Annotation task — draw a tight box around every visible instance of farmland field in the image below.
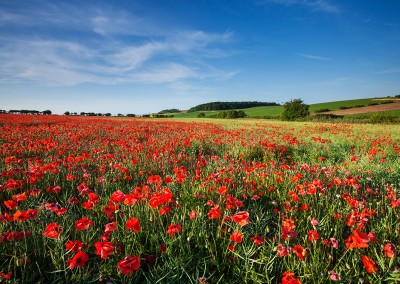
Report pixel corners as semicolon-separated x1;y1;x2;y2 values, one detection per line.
0;114;399;283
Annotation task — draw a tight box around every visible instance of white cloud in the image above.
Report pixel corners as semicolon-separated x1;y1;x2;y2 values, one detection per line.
297;53;331;61
131;63;199;84
0;3;236;87
261;0;340;13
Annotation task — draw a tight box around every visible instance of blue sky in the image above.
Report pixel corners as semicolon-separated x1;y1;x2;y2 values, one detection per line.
1;0;399;115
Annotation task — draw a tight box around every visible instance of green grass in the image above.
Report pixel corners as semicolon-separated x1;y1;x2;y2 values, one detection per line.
168;97;396;119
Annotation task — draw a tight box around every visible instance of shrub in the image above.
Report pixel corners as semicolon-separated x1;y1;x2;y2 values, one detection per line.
281;99;310;121
370;113;397;124
197;113;206;118
314;108;331;113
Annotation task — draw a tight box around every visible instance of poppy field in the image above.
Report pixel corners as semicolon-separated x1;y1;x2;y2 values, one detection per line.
0;114;399;283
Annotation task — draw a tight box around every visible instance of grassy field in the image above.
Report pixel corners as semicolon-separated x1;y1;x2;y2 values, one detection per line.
1;114;399;283
169;97;396;119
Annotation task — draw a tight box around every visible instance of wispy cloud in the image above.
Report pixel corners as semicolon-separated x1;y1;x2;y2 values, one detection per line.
376;68;400;74
296;53;331;61
0;3;236;87
261;0;340;13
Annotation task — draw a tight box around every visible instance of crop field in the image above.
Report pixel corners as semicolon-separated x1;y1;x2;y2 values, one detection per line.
0;114;399;283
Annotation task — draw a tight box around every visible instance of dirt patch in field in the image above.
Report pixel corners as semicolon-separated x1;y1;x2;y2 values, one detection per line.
323;102;400;115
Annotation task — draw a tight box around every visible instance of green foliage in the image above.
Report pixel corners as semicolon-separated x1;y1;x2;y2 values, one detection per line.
370;113;398;124
213;110;247;119
158;108;180;114
314;108;331;113
188;101;279;112
281;99;310;121
197;112;206;118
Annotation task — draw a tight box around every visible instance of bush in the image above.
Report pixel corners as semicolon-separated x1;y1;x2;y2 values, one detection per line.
314;108;331;113
197;113;206;118
370;113;397;124
213;110;247;119
281;99;310;121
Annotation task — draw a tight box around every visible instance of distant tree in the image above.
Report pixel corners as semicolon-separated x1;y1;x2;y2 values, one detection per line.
43;110;52;115
80;112;85;116
117;113;123;117
281;99;310;121
188;101;280;112
126;114;136;117
197;113;206;118
105;113;111;117
64;111;70;116
158;108;180;114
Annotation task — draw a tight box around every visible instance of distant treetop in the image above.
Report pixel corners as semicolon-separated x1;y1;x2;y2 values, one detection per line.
188;101;280;112
158;108;180;114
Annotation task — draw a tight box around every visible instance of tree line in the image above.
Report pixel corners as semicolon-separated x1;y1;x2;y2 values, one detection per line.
188;101;280;112
1;109;52;115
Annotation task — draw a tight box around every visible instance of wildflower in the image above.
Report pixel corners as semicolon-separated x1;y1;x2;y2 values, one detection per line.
383;243;396;258
94;242;114;259
277;244;290;257
230;231;243;243
126;217;141;232
250;234;264;245
208;206;222;219
118;255;140;275
328;271;341;281
292;245;308;261
189;209;197;219
232;211;250;226
65;240;84;252
167;224;182;236
68;251;89;269
361;255;378;274
43;223;62;239
0;271;12;280
75;217;93;231
281;271;301;284
307;229;320;243
345;229;369;249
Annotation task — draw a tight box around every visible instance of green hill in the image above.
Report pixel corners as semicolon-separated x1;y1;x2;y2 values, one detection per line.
169;97;396;119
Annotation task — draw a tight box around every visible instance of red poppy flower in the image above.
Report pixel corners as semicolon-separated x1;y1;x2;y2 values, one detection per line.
189;209;197;219
75;217;93;231
0;271;12;280
292;245;308;261
345;229;369;249
250;234;264;245
277;244;290;257
118;255;140;275
230;231;243;243
159;205;171;216
104;222;117;233
68;251;89;269
94;242;114;259
383;243;396;258
232;211;250;226
307;229;320;243
4;200;18;210
43;223;62;239
208;207;222;220
65;240;84;252
167;224;182;236
281;271;301;284
126;217;141;232
361;255;378;274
